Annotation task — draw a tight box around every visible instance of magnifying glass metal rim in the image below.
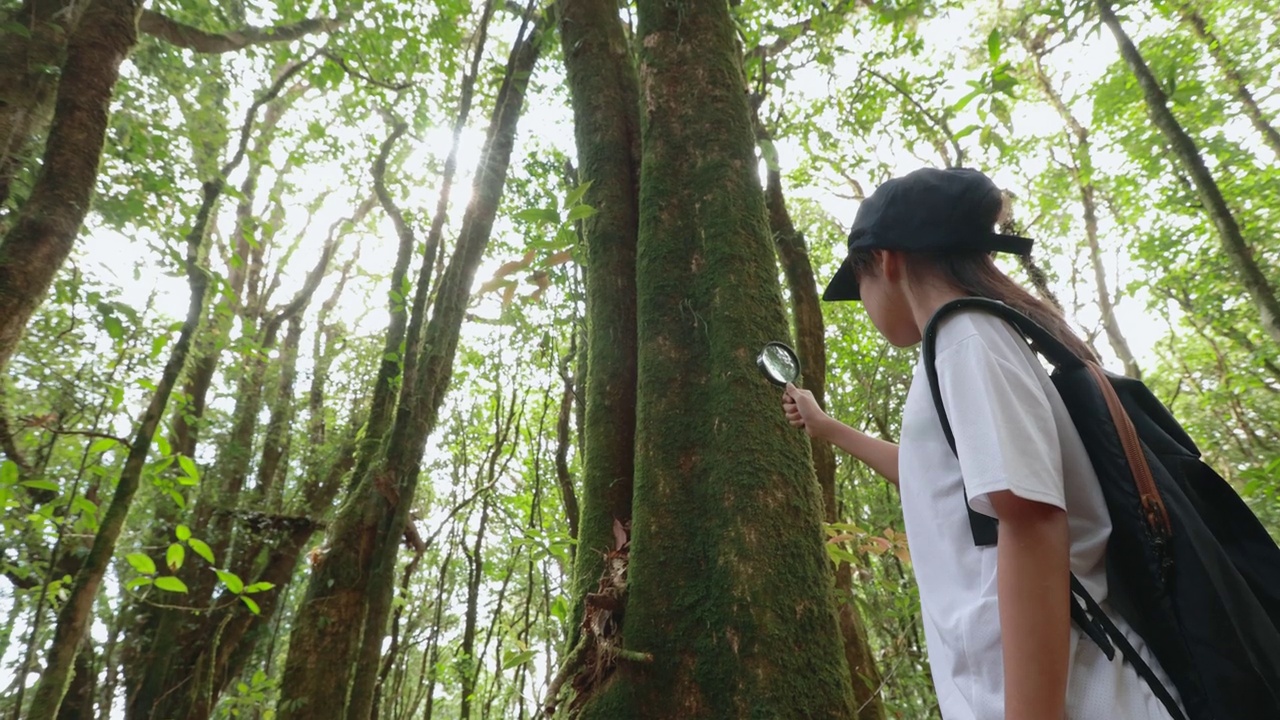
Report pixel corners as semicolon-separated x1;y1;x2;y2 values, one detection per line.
757;341;801;387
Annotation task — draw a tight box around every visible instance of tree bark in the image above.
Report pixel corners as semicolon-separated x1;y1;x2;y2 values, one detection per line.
0;0;141;381
276;16;546;720
556;0;642;649
765;168;886;719
1023;42;1141;378
1174;1;1280;160
459;500;491;720
572;0;857;715
1098;0;1280;344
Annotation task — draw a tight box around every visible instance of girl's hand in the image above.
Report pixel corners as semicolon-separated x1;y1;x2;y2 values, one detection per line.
782;383;831;440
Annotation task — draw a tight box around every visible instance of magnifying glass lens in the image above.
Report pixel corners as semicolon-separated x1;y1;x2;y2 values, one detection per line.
757;342;801;386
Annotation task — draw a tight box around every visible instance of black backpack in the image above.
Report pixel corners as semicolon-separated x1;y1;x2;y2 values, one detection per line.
922;297;1280;720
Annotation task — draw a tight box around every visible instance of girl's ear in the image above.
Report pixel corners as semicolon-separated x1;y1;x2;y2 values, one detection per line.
879;249;905;284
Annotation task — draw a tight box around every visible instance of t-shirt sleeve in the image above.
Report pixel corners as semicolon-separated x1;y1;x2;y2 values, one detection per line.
935;332;1066;518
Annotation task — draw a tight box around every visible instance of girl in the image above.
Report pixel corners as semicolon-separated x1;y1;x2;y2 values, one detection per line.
783;167;1181;719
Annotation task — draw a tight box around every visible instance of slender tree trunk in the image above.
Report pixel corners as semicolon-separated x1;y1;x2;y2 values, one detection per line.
1097;0;1280;344
556;0;642;646
765;168;886;719
276;17;546;719
1023;43;1141;378
573;0;857;715
459;500;490;720
1174;1;1280;160
554;338;581;544
0;0;141;380
25;168;212;720
421;547;455;720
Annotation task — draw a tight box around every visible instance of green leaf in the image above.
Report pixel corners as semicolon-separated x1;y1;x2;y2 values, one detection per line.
89;437;118;454
155;435;172;457
188;538;215;564
166;543;185;572
565;204;597;222
243;581;275;594
126;576;153;591
987;28;1001;63
151;335;169;358
240;595;261;614
103;315;125;340
514;207;560;225
2;20;32;38
20;479;59;492
0;460;17;485
175;524;191;541
550;595;569;625
167;489;186;509
564;180;592;208
177;455;200;482
154;576;189;593
502;649;537;670
126;553;157;575
216;569;245;594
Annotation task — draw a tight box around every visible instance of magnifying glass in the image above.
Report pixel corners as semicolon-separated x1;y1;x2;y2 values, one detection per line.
756;341;801;387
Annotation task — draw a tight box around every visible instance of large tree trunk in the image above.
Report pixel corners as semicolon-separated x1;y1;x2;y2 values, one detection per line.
765;168;886;719
276;16;546;719
556;0;642;642
572;0;857;715
1023;40;1141;378
0;0;141;380
1097;0;1280;344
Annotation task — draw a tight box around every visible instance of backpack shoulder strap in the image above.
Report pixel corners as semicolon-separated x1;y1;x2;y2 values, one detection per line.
920;298;1085;547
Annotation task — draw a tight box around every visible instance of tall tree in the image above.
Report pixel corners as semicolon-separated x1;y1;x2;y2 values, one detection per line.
276;12;548;718
766;166;887;718
555;0;642;643
1097;0;1280;344
570;0;857;715
1170;0;1280;160
1020;27;1142;378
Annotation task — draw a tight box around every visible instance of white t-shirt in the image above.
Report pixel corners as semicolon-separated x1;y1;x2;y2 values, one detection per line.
898;309;1181;719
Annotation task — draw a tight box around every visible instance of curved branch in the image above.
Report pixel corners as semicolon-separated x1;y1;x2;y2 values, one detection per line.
864;67;964;168
139;10;344;54
322;52;415;91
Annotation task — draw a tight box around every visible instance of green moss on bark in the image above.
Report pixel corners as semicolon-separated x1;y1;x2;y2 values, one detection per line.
557;0;643;638
573;0;856;717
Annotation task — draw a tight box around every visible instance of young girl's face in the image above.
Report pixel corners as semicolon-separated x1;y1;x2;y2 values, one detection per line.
858;251;922;348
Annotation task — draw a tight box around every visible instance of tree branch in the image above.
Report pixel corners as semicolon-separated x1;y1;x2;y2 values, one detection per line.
139;10;345;54
322;52;415;91
864;67;964;168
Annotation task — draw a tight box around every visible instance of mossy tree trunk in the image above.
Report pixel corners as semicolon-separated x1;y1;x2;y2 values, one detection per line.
0;0;141;382
275;16;546;720
556;0;642;638
766;168;886;720
572;0;857;716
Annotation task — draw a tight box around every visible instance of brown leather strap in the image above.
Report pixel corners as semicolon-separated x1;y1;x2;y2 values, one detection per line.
1086;363;1173;541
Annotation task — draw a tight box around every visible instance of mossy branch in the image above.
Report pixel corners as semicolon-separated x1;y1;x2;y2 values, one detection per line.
139;11;345;54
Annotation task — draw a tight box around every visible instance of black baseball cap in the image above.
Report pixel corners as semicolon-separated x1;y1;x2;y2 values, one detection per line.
822;167;1033;301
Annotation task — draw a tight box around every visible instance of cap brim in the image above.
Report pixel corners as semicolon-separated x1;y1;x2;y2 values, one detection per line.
985;233;1033;254
822;258;860;301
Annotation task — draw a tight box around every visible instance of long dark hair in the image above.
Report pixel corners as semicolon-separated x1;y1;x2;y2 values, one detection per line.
849;248;1098;363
